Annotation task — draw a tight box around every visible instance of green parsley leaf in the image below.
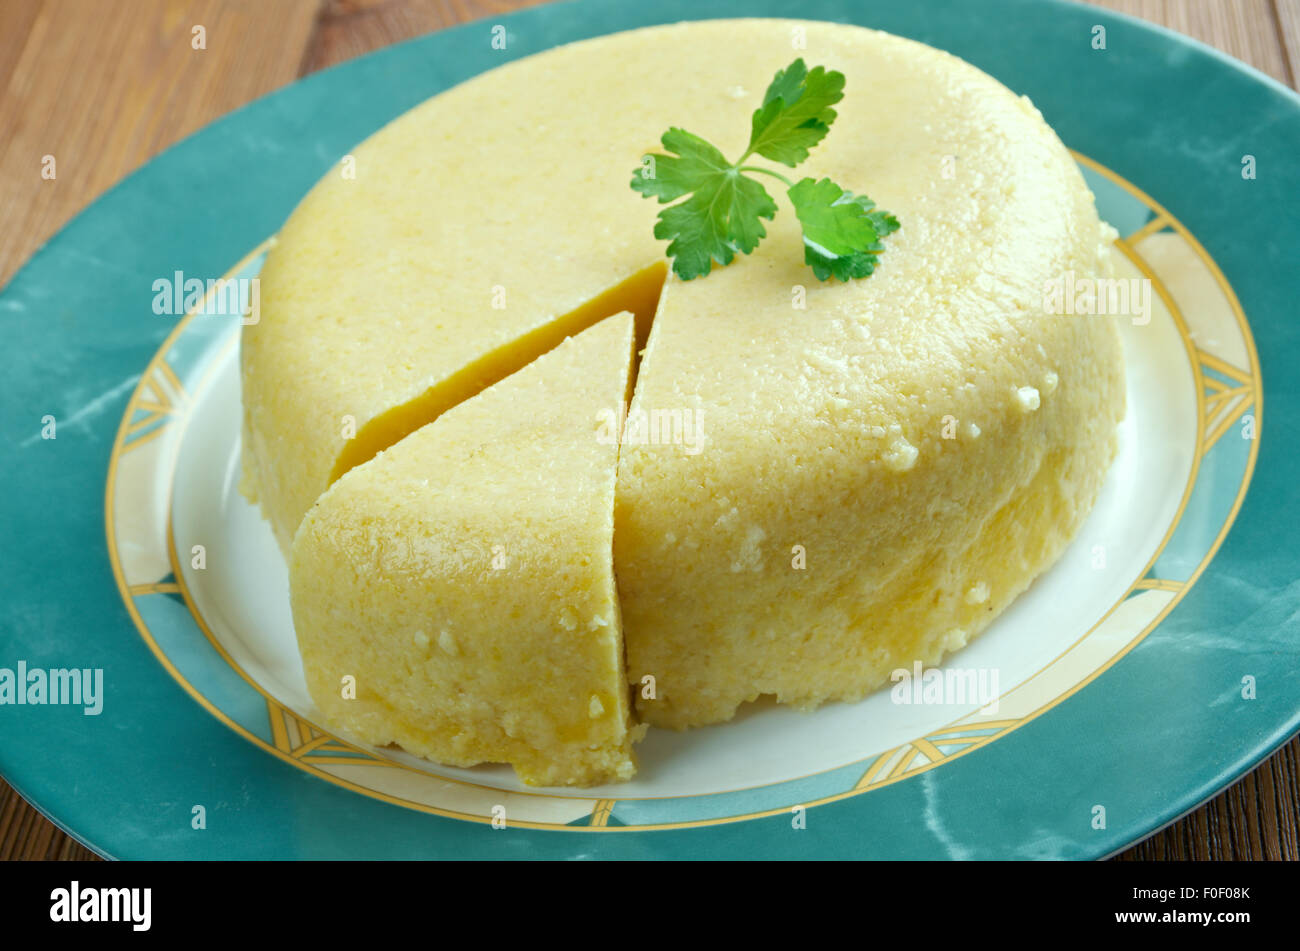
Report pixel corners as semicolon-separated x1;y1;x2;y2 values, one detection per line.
745;59;845;167
630;59;896;282
652;169;778;280
632;128;778;279
630;128;732;203
788;177;900;282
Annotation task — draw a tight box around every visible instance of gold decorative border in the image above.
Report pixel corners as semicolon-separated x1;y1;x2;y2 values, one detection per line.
104;154;1262;831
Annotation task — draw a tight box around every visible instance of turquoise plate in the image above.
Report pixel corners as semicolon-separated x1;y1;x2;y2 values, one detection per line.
2;0;1298;859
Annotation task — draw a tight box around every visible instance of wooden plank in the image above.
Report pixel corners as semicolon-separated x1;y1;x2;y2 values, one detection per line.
1276;0;1300;85
0;0;321;287
0;0;42;95
304;0;550;73
1086;0;1293;86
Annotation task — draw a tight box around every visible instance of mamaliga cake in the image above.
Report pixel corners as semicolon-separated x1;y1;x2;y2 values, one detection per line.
241;19;1125;785
290;315;641;786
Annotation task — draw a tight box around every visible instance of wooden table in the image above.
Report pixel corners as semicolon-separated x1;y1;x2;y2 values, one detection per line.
1;0;1297;861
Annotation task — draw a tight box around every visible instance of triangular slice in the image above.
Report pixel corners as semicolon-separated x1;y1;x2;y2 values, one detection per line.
289;313;640;786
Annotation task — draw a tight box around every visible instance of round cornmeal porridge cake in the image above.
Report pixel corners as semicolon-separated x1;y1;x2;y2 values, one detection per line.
241;19;1126;785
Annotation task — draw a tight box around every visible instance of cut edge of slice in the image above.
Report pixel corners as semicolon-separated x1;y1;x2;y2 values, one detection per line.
327;260;667;485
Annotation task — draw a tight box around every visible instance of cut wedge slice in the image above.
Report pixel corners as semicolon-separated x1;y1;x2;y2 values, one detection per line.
327;262;664;485
289;313;640;787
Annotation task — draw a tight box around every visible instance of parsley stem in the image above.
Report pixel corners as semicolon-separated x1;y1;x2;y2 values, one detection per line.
737;165;795;188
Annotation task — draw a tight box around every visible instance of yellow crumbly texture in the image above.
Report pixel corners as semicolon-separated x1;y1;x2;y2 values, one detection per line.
239;32;671;551
613;24;1125;728
289;315;641;786
253;19;1126;763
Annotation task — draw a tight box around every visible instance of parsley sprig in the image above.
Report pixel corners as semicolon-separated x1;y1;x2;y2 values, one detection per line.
631;59;899;281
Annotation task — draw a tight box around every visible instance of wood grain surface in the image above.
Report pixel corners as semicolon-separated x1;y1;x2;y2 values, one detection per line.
0;0;1296;862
